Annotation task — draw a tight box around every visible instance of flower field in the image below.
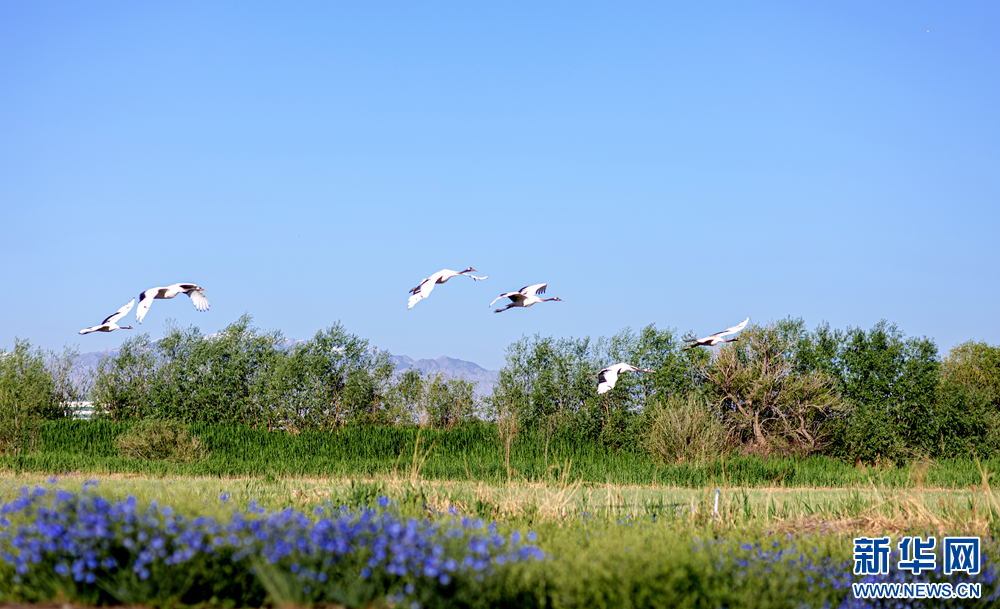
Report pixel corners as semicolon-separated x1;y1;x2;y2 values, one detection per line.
1;475;999;608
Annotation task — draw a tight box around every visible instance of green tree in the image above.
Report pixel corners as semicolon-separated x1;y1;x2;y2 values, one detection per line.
702;321;845;456
382;369;424;425
491;324;700;451
0;340;55;455
151;315;283;425
421;374;478;429
91;333;157;420
266;322;395;428
941;341;1000;402
933;341;1000;458
798;320;940;462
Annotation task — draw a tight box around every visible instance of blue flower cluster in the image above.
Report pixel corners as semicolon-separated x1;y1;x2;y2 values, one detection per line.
697;536;854;597
0;481;545;604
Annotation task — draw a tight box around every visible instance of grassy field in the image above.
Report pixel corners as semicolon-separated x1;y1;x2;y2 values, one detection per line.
3;420;1000;606
2;471;999;532
1;470;999;608
6;419;1000;489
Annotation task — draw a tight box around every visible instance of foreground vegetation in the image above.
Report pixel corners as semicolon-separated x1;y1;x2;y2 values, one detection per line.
1;473;999;608
3;315;1000;605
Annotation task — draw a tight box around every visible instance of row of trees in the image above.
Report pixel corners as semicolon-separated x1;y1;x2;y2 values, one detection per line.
91;315;476;430
2;314;998;464
493;319;1000;463
0;341;83;455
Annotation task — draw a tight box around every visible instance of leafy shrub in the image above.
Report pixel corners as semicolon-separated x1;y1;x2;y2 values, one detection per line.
703;322;845;456
933;378;1000;459
91;315;396;429
0;340;58;455
421;374;478;429
91;333;157;421
797;320;940;462
491;324;706;451
934;341;1000;458
645;393;726;464
115;419;208;463
941;340;1000;401
262;321;395;428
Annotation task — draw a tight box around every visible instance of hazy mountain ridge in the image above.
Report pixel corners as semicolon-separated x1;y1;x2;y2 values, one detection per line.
390;355;498;396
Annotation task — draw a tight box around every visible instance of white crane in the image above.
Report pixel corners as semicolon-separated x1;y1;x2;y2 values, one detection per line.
79;298;136;334
136;283;210;324
588;362;655;394
489;283;563;313
682;317;750;350
407;268;487;309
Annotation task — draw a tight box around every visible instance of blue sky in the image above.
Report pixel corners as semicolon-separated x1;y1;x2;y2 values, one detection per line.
2;2;997;370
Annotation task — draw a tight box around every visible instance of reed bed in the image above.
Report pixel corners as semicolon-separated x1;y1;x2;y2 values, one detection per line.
5;419;1000;489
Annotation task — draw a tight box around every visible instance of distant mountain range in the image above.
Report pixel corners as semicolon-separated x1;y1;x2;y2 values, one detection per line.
71;345;499;396
390;355;498;395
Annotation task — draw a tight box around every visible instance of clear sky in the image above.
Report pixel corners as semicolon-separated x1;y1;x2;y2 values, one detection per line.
2;2;997;370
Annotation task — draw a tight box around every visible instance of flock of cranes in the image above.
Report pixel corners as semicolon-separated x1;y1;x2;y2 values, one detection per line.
79;283;209;334
79;270;748;395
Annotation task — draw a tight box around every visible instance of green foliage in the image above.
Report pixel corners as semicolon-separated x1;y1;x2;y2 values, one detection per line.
932;341;1000;458
9;419;1000;489
933;380;1000;458
491;324;702;452
90;315;397;429
0;340;81;454
153;315;283;425
264;322;395;429
703;322;845;456
941;340;1000;398
421;374;478;429
114;419;208;463
0;340;48;455
91;333;157;420
384;369;425;425
798;320;940;463
645;393;726;465
41;345;85;418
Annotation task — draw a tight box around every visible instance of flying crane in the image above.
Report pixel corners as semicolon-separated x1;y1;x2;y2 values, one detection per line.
136;283;210;324
79;298;135;334
407;268;487;309
489;283;563;313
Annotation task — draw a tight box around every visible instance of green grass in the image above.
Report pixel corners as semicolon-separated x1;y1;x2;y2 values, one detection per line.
4;419;1000;489
2;473;998;608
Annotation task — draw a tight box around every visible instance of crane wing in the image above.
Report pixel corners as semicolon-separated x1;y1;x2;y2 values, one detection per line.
186;289;210;312
709;317;750;339
522;284;547;297
489;292;520;307
409;277;430;294
103;298;135;325
408;280;436;309
596;366;619;394
135;288;160;324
